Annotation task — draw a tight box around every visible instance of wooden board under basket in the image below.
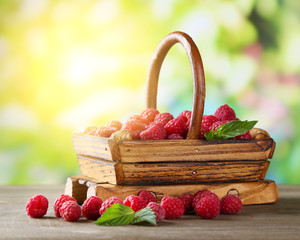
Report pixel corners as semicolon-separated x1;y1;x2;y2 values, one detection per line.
65;176;279;205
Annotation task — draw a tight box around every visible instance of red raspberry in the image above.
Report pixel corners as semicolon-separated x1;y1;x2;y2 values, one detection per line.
161;196;185;219
210;120;231;131
200;115;219;139
59;200;81;222
140;122;167;140
154;112;174;126
96;126;117;138
87;129;97;135
234;131;252;140
214;104;236;121
82;196;103;220
106;120;122;130
167;134;183;140
178;193;194;213
122;118;147;139
123;195;147;212
178;110;192;127
26;194;48;218
53;194;76;217
220;194;243;214
192;190;215;209
194;194;220;219
147;202;166;222
99;197;123;215
138;190;157;204
141;108;160;122
164;118;188;138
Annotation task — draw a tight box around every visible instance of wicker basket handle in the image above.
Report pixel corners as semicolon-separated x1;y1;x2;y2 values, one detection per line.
146;31;206;139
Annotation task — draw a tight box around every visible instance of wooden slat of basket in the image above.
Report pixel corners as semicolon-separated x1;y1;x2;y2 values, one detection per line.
72;134;275;163
69;178;278;205
76;154;270;185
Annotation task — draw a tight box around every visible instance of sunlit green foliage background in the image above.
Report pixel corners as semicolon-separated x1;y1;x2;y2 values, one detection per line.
1;0;300;184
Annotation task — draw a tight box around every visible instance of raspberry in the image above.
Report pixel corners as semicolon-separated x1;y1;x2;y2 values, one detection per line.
99;197;123;215
106;120;122;130
192;190;215;209
164;118;188;138
154;112;174;126
220;194;243;214
26;194;48;218
59;200;81;222
129;115;149;125
210;120;231;131
82;196;103;220
147;202;165;222
234;131;252;140
123;195;147;212
87;129;97;135
161;196;185;219
96;126;117;138
167;134;183;140
178;110;192;127
214;104;236;121
200;115;219;139
194;194;220;219
140;122;167;140
83;126;97;134
138;190;157;204
178;193;194;213
53;194;76;217
141;108;160;122
122;118;147;139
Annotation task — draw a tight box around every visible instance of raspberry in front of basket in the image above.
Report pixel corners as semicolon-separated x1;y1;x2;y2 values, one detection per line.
194;194;220;219
106;120;122;130
141;108;160;122
140;122;167;140
26;194;48;218
214;104;236;121
53;194;76;217
167;134;183;140
99;196;123;215
220;194;242;214
147;202;166;222
178;110;192;127
138;190;157;204
200;115;219;139
96;126;117;138
59;200;81;222
122;118;147;139
178;193;194;213
161;196;185;219
123;195;147;212
164;118;188;138
154;112;174;126
192;190;216;209
82;196;103;220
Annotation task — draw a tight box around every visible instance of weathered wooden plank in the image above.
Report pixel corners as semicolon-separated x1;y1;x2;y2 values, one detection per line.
72;133;275;163
76;155;117;184
64;176;88;204
76;154;269;185
84;180;279;205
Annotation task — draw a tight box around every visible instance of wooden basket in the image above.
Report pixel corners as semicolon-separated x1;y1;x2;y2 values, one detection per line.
69;31;278;205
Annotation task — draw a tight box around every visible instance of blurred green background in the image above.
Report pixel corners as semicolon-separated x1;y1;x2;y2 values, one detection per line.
0;0;299;185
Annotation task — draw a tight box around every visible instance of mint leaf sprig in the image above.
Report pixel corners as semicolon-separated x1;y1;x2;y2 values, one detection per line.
204;120;257;141
94;203;156;226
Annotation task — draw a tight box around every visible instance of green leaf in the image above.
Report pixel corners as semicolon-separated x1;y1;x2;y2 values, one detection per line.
132;207;157;225
204;120;258;140
94;203;135;226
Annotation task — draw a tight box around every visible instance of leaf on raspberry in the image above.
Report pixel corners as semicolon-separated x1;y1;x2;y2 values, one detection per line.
205;120;258;140
94;203;135;226
132;207;157;225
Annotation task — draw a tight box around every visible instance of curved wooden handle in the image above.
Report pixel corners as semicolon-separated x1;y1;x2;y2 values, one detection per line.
146;31;206;139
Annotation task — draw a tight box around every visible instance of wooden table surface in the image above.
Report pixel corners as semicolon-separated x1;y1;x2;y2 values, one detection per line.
0;185;299;240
